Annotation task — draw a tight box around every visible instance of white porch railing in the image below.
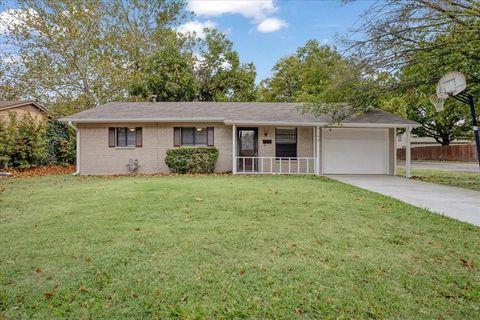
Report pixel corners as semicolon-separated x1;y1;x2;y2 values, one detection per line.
235;157;316;175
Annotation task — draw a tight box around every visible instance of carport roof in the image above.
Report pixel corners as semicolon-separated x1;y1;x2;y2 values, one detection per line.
59;102;419;127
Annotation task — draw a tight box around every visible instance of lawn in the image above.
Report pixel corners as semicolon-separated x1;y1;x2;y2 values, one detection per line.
397;167;480;191
0;175;479;319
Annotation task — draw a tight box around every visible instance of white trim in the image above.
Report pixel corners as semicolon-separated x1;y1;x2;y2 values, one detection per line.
405;126;412;178
315;126;320;175
232;124;237;174
235;157;316;175
224;120;420;128
67;121;80;175
61;118;225;123
393;128;397;176
63;118;420;128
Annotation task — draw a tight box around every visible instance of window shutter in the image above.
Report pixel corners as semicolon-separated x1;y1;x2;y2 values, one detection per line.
207;127;214;146
136;127;142;147
173;127;181;147
108;128;115;147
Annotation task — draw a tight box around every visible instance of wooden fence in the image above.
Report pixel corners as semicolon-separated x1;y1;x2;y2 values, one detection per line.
397;144;478;162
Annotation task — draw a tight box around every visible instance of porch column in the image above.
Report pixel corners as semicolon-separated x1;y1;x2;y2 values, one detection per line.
405;126;412;178
315;126;320;175
232;124;237;174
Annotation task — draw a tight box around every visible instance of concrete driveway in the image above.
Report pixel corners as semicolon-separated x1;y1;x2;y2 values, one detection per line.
328;175;480;227
397;160;479;173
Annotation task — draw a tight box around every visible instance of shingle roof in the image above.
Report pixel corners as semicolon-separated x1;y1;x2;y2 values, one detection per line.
0;100;47;113
59;102;419;127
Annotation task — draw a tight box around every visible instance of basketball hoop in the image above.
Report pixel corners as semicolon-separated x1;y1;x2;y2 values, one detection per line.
429;93;448;112
431;71;467;112
433;71;480;170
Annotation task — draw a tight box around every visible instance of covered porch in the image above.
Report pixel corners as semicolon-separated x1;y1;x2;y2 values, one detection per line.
230;124;414;176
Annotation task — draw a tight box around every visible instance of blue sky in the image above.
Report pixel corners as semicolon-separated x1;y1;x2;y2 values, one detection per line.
0;0;375;82
184;0;375;82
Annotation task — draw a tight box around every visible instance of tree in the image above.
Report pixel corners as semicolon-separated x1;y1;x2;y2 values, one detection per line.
0;0;189;115
343;0;480;76
129;36;197;102
258;40;362;120
331;0;480;143
196;30;257;102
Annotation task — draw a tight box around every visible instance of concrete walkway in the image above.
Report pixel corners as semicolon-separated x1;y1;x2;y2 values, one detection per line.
397;160;479;173
328;175;480;227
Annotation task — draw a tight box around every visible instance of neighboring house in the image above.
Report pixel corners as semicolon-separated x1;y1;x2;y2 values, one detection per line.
0;100;48;124
396;132;470;148
59;102;419;176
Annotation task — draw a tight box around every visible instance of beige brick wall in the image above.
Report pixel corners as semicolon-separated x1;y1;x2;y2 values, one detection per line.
0;104;47;124
78;123;317;175
78;122;232;175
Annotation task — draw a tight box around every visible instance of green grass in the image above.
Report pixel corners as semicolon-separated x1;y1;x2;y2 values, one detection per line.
397;167;480;191
0;175;479;319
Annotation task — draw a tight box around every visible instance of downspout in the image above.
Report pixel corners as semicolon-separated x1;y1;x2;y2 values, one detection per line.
67;121;80;176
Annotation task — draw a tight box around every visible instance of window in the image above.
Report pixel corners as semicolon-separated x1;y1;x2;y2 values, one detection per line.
174;127;214;147
275;128;297;158
108;127;142;147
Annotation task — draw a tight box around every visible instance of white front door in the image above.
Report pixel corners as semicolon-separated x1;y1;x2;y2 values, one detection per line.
322;128;389;174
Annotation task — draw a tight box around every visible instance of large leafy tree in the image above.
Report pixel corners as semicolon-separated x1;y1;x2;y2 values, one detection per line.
336;0;480;143
129;35;197;102
258;40;362;120
0;0;189;116
196;30;256;102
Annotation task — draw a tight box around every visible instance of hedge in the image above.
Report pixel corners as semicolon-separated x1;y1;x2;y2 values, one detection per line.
0;115;76;169
165;147;219;174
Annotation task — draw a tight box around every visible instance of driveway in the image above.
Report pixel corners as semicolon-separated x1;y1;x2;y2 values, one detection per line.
397;160;479;172
328;175;480;227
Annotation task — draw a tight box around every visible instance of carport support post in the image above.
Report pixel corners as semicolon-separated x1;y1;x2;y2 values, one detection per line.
405;126;412;178
315;126;320;175
232;124;237;174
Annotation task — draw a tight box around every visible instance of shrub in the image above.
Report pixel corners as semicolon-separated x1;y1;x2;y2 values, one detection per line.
0;113;46;169
165;147;219;174
44;120;76;166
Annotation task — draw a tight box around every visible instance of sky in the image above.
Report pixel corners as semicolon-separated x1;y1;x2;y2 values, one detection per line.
182;0;375;82
0;0;375;83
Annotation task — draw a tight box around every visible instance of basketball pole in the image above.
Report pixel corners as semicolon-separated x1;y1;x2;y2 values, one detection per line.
452;92;480;170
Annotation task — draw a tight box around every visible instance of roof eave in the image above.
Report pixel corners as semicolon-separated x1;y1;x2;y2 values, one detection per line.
58;117;226;123
224;120;421;128
0;101;49;114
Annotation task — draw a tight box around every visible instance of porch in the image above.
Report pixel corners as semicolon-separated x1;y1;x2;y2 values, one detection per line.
230;125;414;176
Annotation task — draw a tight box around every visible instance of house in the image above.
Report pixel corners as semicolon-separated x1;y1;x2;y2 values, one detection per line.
0;100;48;124
59;102;419;176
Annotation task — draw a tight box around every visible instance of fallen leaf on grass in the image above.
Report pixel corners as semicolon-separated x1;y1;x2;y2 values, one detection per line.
460;258;474;270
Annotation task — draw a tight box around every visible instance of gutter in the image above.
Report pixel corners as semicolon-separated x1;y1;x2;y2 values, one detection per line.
223;120;421;128
58;117;225;123
67;121;80;176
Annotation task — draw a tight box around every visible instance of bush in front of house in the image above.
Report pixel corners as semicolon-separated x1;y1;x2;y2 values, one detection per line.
0;114;46;169
44;120;76;166
0;115;76;170
165;147;219;174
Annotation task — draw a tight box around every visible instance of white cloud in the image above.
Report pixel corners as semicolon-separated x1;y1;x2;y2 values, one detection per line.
188;0;286;33
188;0;277;21
257;17;287;33
0;8;36;34
177;20;216;38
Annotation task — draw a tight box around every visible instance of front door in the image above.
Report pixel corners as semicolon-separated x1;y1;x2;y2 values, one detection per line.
237;128;258;172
